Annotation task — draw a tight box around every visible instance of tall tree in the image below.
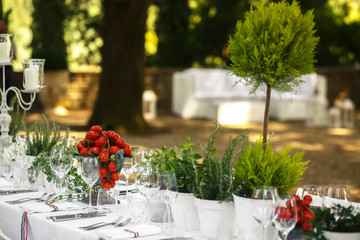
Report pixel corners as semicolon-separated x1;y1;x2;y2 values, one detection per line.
89;0;150;133
31;0;67;70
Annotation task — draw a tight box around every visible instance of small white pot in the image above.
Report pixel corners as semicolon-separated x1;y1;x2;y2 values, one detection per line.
171;192;200;231
324;231;360;240
194;197;235;240
233;194;278;240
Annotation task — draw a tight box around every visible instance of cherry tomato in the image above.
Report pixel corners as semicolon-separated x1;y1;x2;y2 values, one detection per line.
90;125;102;133
101;148;108;154
86;131;99;140
79;148;89;156
100;177;107;188
83;138;94;147
108;161;116;172
95;136;107;148
124;144;132;157
296;215;302;225
106;131;116;140
76;142;85;152
302;221;312;231
111;171;119;181
115;138;126;148
292;195;301;204
301;199;311;208
302;208;314;221
109;145;121;155
109;178;115;188
103;182;111;191
99;152;108;163
99;167;108;178
303;195;313;203
89;146;101;155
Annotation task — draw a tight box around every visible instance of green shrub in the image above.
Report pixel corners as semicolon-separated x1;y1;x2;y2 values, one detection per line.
234;137;309;196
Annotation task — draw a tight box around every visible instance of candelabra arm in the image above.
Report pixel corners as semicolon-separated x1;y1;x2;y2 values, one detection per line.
5;86;36;111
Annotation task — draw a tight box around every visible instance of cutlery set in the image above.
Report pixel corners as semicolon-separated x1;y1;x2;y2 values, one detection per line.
0;189;36;196
5;193;56;204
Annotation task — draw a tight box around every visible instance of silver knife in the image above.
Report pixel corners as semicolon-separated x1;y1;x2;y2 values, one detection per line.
47;211;107;222
0;189;36;195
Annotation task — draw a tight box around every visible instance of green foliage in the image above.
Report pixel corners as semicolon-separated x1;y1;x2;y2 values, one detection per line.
23;115;62;156
313;204;360;233
31;0;67;70
9;96;26;136
234;137;309;196
228;0;319;94
148;137;202;193
192;121;248;201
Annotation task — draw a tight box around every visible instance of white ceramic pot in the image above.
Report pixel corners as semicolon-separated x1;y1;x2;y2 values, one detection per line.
324;231;360;240
171;192;200;231
233;194;278;240
194;197;235;240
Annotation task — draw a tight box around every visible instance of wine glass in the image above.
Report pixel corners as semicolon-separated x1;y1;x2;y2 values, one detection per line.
1;161;14;182
250;186;279;240
323;185;352;209
49;147;73;194
158;171;178;236
120;157;135;197
133;149;152;171
135;163;160;222
302;185;322;207
59;135;77;147
80;156;100;211
273;195;297;240
13;135;29;188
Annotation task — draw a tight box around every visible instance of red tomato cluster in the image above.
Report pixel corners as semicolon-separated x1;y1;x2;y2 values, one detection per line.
76;125;132;190
293;195;315;231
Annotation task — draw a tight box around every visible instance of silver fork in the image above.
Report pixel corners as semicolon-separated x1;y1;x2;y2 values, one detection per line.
6;192;48;204
79;216;123;230
83;217;131;231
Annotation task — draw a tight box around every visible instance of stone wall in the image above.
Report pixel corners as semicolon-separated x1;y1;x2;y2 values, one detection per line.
13;67;360;114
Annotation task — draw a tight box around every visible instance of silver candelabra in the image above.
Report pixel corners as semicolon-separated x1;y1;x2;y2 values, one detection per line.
0;33;45;163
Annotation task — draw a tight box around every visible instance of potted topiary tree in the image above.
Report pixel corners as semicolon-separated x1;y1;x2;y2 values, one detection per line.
227;0;318;238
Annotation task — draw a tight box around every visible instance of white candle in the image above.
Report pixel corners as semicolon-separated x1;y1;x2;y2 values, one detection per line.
24;66;39;90
0;42;10;61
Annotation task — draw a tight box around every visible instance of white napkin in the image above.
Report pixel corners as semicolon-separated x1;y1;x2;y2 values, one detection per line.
19;201;80;213
0;178;13;188
97;224;162;239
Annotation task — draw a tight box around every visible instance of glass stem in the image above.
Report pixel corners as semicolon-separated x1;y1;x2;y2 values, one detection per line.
263;225;267;240
88;185;92;209
282;232;288;240
146;198;150;222
125;177;129;197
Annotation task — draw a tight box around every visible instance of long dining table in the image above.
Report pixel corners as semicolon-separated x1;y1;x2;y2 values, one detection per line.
0;183;206;240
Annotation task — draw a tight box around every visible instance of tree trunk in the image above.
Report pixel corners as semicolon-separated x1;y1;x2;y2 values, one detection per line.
89;0;150;133
263;83;271;150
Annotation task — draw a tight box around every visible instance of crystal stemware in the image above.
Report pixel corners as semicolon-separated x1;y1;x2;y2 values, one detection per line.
273;195;297;240
80;156;100;211
135;164;159;222
251;186;279;240
133;149;152;171
158;171;178;236
49;147;73;194
323;185;352;208
302;185;322;207
13;135;29;188
121;157;135;197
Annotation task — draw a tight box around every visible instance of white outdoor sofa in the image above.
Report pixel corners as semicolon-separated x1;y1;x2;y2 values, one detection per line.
172;68;327;124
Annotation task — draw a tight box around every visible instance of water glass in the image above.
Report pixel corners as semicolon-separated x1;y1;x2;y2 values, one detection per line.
1;161;14;181
80;156;100;210
128;193;147;224
251;186;279;240
97;188;117;212
133;149;152;170
50;147;73;193
121;157;135;196
273;196;297;240
302;185;322;207
323;185;352;208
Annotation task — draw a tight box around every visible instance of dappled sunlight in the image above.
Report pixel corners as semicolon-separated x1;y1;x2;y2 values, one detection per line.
328;128;355;136
285;141;324;151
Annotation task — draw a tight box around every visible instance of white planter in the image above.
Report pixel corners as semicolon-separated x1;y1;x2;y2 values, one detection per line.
233;194;278;240
324;231;360;240
171;192;200;231
194;197;235;240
